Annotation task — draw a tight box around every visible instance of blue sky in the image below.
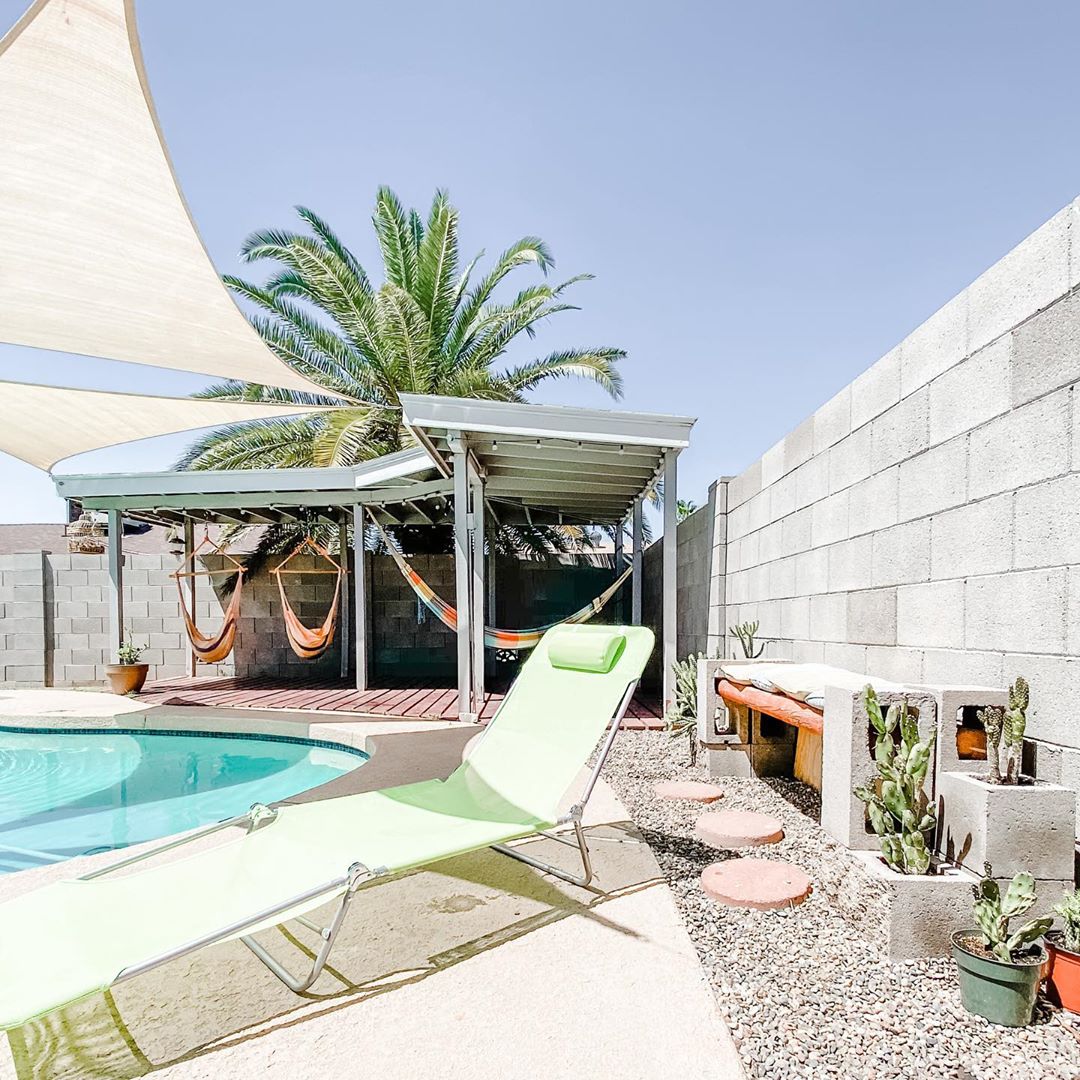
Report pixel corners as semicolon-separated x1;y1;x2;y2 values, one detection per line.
2;0;1079;521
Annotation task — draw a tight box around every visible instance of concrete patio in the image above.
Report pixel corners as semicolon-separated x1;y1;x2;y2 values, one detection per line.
0;693;742;1080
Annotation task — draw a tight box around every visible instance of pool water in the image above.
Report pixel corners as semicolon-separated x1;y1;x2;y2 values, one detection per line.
0;727;367;874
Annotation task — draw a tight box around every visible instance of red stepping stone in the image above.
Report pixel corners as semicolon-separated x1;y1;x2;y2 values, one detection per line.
700;858;811;910
694;810;784;849
652;780;725;804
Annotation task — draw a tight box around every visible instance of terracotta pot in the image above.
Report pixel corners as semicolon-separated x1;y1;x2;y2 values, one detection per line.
1046;932;1080;1015
104;663;149;695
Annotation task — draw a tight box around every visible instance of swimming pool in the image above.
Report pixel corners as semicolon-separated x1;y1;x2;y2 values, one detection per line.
0;726;367;874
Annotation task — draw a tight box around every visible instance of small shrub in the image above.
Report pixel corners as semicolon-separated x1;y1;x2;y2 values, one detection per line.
117;639;146;665
665;653;704;765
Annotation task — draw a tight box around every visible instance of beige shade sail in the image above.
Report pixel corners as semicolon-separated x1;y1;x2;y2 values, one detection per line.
0;380;332;471
0;0;330;396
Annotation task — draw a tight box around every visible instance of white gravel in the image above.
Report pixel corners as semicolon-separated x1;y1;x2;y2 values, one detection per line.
604;732;1080;1080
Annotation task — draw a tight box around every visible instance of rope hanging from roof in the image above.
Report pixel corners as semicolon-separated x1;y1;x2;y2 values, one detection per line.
171;535;245;664
370;516;633;651
271;538;345;660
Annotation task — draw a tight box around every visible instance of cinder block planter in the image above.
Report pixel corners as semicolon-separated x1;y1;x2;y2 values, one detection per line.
821;685;938;851
914;684;1006;775
936;770;1076;882
851;851;979;960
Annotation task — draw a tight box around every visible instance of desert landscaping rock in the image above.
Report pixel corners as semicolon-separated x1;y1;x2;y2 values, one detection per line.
605;732;1080;1080
701;857;810;909
695;809;784;849
652;779;725;803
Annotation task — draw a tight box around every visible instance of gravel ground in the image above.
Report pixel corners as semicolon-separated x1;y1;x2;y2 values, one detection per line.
604;732;1080;1080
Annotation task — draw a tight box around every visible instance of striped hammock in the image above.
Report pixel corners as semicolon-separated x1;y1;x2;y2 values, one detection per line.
372;519;634;650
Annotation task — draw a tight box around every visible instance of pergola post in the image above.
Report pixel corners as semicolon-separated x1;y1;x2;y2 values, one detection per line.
469;463;485;715
452;441;475;721
107;508;124;664
631;497;643;625
183;518;196;677
352;506;368;691
662;450;678;711
614;519;624;577
338;513;350;681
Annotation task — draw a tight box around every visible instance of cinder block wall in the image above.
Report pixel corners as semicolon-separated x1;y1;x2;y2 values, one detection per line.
708;196;1080;799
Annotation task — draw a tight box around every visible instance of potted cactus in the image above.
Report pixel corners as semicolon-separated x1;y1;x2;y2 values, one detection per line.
952;866;1052;1026
1046;888;1080;1014
104;639;149;695
979;676;1029;785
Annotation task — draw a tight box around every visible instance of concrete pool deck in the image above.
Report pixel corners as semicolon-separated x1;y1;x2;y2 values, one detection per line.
0;690;743;1080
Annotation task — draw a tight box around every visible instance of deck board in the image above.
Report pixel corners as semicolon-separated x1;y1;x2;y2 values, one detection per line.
137;674;663;726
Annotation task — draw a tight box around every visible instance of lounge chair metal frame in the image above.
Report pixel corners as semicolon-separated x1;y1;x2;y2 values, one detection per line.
79;680;638;996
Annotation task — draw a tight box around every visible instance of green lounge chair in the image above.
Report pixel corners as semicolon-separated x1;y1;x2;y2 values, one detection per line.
0;624;653;1030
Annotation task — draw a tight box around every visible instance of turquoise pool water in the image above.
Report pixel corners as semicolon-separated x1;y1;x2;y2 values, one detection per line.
0;727;367;874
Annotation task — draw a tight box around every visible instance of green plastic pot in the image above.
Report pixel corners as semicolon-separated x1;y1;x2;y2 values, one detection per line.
952;931;1046;1027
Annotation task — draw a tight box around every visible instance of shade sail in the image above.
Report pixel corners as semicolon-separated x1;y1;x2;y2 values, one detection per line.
0;381;332;471
0;0;328;395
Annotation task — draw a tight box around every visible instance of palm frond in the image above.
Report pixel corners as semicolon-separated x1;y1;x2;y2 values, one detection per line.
311;407;389;467
373;186;418;292
175;417;322;471
415;190;459;347
294;205;371;289
503;348;625;399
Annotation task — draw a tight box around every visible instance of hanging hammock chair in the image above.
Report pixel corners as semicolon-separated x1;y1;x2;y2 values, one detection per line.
271;538;346;660
370;517;634;651
171;535;246;664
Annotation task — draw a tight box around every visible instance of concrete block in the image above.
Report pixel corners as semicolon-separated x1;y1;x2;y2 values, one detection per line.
780;507;812;557
705;745;753;778
794;547;829;596
760;438;787;488
821;684;938;851
785;415;815;474
791;639;826;664
812;490;849;548
896;437;967;522
5;665;45;685
828;426;873;493
871;387;930;473
896;579;964;649
850;851;980;960
850;346;902;431
827;534;873;593
1010;287;1080;409
768;556;796;600
848;467;899;535
794;453;829;511
813;385;852;455
1001;653;1078;747
899;291;968;397
936;770;1076;881
809;593;848;642
846;588;897;646
871;518;930;587
929;336;1012;446
967;205;1070;357
757;520;783;565
921;649;1003;688
914;684;1007;775
727;460;761;511
1014;473;1080;570
865;646;925;683
968;388;1070;501
931;493;1013;579
780;596;810;640
965;569;1066;653
768;470;797;521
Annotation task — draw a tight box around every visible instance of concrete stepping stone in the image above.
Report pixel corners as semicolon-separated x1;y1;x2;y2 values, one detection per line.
652;779;724;803
694;810;784;849
700;857;811;910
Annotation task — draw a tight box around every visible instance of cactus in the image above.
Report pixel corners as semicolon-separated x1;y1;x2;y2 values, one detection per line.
978;675;1029;784
665;652;706;764
1054;888;1080;953
972;864;1052;962
730;620;765;659
854;685;936;874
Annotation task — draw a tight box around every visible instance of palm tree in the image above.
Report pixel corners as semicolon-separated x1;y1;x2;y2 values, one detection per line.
179;187;624;473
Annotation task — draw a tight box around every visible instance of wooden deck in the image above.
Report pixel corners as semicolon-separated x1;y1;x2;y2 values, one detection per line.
137;674;665;728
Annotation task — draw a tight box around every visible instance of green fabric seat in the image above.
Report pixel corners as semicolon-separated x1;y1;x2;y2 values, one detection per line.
0;623;653;1030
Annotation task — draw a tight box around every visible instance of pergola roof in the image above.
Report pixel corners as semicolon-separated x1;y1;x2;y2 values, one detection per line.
53;396;696;527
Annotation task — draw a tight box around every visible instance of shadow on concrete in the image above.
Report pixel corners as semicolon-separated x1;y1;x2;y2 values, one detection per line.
6;825;664;1080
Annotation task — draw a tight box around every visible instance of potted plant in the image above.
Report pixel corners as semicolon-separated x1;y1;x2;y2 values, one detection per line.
105;639;149;694
952;865;1052;1026
1046;888;1080;1014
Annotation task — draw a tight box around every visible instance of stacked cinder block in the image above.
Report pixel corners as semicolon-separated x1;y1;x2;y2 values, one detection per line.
0;552;47;685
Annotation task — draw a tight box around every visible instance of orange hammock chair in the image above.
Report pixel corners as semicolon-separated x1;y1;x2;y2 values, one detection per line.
271;538;346;660
171;535;246;664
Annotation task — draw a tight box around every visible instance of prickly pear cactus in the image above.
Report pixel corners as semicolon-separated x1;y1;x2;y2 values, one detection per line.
972;864;1052;962
854;685;936;875
978;676;1029;784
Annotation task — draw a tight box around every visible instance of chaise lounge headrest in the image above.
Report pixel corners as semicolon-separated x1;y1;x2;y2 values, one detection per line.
547;628;626;673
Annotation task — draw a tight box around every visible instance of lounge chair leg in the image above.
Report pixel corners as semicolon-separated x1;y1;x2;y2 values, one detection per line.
240;862;371;993
491;817;595;889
